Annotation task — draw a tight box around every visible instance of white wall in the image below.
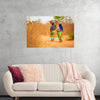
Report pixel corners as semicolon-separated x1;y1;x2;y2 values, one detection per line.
0;0;100;95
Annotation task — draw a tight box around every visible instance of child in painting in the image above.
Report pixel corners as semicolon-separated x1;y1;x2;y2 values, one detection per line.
50;22;57;41
57;24;63;42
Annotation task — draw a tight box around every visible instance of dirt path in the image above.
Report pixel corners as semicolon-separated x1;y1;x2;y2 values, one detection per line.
41;35;74;48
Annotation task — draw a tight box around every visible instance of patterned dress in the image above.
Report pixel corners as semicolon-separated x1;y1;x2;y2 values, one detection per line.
57;30;63;41
50;24;56;39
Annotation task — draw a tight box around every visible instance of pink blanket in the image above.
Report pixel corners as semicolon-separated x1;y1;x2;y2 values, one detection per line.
59;62;96;100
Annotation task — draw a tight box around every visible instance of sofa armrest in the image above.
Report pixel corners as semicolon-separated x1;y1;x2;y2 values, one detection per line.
3;71;14;97
83;70;96;90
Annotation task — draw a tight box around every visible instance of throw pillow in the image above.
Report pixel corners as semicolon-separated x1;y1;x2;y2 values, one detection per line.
20;64;45;82
8;66;24;83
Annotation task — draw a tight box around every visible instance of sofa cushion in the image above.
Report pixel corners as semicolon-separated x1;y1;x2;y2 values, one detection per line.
13;82;37;91
64;83;80;92
38;82;63;91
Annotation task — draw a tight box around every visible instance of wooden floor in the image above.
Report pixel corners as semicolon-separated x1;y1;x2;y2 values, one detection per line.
0;96;100;100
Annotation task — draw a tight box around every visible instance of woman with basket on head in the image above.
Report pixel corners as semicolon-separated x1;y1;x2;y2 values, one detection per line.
57;23;63;42
50;20;57;41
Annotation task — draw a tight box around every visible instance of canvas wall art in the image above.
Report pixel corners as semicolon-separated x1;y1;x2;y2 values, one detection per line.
27;16;74;48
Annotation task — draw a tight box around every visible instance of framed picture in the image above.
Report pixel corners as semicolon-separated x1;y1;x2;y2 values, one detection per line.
27;16;74;48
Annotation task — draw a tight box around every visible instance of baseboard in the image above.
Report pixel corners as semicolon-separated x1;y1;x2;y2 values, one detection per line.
0;95;10;97
0;95;100;97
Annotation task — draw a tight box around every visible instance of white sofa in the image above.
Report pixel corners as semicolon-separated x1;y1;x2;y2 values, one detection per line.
3;64;96;100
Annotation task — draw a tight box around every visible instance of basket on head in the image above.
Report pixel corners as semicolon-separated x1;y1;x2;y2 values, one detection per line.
50;20;56;24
